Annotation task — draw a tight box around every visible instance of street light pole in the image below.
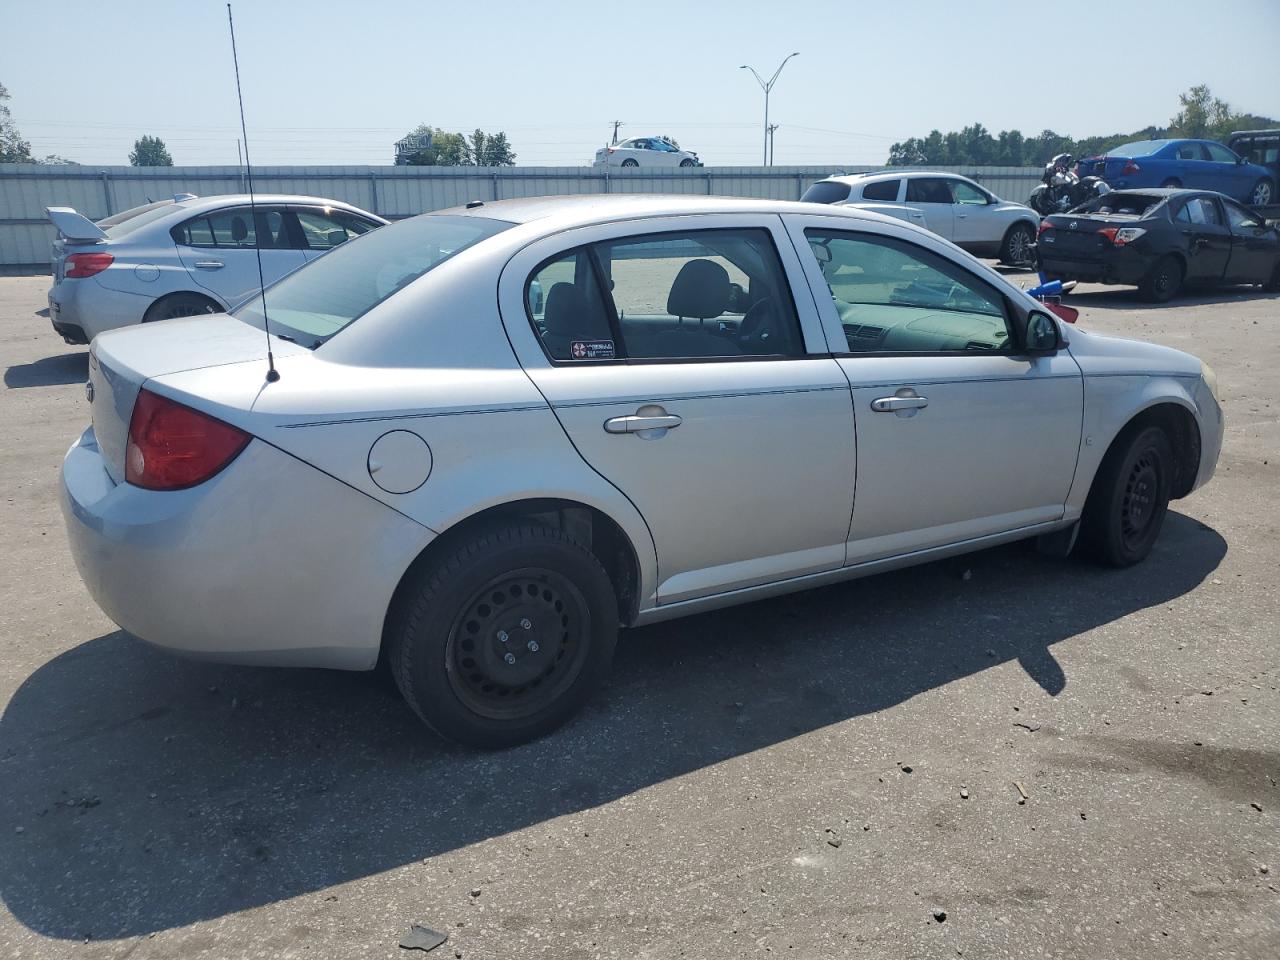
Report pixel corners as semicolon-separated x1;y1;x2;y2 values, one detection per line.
740;53;799;166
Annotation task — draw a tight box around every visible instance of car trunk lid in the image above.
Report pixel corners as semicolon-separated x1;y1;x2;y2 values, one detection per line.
88;315;307;483
1040;213;1135;258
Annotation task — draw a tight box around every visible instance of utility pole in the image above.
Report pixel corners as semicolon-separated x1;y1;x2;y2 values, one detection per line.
611;121;624;145
767;124;780;166
740;53;799;166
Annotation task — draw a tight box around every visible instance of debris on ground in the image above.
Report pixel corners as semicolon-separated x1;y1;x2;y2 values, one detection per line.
827;838;842;848
400;925;448;952
1013;781;1029;804
469;887;482;898
1250;802;1263;812
959;787;970;800
932;908;948;923
1013;721;1041;732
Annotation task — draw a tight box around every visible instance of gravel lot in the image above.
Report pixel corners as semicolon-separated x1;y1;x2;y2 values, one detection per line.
1;272;1276;959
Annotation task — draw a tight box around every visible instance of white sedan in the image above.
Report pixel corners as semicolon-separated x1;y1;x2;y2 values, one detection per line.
46;194;385;344
61;195;1221;748
593;136;701;168
804;171;1040;265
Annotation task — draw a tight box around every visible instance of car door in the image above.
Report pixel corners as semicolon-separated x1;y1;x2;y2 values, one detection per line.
904;178;955;239
498;215;857;605
172;206;306;308
292;206;380;262
1173;195;1232;281
784;214;1084;563
1221;198;1280;282
948;178;998;247
1203;141;1250;199
1173;142;1217;189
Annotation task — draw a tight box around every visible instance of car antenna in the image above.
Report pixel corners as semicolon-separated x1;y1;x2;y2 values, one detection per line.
226;3;279;383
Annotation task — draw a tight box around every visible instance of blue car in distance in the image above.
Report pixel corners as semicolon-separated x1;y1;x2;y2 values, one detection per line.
1078;139;1275;207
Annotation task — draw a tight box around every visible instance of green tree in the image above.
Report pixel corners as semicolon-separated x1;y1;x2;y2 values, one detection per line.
399;123;515;166
1;82;35;163
468;129;516;166
129;134;173;166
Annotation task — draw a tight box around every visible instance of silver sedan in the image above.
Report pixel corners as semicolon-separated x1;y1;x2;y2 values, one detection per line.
46;194;385;344
60;195;1223;747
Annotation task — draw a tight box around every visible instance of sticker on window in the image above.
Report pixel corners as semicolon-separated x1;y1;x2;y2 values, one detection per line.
569;340;615;360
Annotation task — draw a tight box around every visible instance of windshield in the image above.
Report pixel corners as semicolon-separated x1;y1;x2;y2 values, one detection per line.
233;214;513;347
1109;140;1166;157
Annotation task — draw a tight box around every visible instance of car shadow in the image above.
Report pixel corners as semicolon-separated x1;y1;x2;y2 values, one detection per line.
1066;284;1279;311
4;353;88;389
0;512;1225;941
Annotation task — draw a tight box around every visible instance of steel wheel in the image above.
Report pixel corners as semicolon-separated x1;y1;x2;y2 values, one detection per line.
1140;255;1182;302
1119;452;1160;553
1251;178;1274;207
445;568;591;722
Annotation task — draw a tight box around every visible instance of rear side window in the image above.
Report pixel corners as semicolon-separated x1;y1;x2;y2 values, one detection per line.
804;229;1010;354
801;181;852;204
525;228;805;362
905;178;953;204
233;214;512;346
860;179;899;202
1182;197;1224;225
1175;142;1207;161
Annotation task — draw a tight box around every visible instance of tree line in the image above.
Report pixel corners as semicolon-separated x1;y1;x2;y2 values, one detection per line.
886;86;1277;167
396;124;516;166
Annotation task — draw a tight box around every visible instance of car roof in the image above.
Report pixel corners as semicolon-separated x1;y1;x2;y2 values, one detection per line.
432;194;899;229
170;194;374;215
819;170;977;185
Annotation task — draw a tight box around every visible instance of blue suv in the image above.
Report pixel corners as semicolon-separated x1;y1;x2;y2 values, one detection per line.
1077;139;1275;206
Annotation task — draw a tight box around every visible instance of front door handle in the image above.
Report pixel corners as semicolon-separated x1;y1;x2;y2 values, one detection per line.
871;395;929;413
193;260;225;270
604;410;682;435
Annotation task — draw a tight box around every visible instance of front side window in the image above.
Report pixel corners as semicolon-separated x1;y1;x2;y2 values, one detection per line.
525;228;805;362
234;214;512;346
1204;142;1237;163
950;181;989;205
861;179;900;202
804;229;1011;354
1223;200;1261;231
295;208;378;250
1184;197;1224;225
905;178;953;204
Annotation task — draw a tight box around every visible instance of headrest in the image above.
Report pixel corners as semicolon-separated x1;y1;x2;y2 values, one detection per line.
543;282;593;336
666;258;730;320
231;216;249;243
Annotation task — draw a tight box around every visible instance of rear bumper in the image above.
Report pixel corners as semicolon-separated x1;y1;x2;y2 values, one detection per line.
48;278;152;342
1037;248;1150;285
60;427;432;670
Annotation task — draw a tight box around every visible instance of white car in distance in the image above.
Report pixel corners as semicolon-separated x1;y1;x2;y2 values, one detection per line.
804;171;1040;265
46;194;385;344
593;136;701;168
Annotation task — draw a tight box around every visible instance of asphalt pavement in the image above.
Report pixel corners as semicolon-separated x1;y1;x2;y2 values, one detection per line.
1;273;1276;959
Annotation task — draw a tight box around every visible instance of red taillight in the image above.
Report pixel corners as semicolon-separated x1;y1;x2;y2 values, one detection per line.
1098;227;1119;245
1121;160;1140;176
125;389;251;490
1037;220;1054;237
65;252;114;278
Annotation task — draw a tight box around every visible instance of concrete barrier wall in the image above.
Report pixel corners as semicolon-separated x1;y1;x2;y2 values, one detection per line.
0;163;1042;271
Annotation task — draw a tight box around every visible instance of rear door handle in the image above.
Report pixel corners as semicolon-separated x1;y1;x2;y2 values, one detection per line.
193;260;225;269
871;396;929;413
604;413;682;434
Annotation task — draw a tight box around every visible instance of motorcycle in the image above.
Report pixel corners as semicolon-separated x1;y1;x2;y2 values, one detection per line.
1028;153;1110;215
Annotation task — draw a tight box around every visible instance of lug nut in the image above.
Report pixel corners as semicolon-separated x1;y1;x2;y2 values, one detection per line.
503;652;517;665
496;630;509;643
519;618;532;630
527;640;540;653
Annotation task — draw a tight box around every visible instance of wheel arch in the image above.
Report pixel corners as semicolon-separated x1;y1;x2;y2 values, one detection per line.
381;497;645;659
143;289;226;322
1088;399;1202;503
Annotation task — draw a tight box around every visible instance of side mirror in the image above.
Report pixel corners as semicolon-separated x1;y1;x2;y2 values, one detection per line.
1024;311;1062;354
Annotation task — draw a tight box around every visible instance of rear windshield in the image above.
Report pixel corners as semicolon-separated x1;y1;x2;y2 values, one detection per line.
1109;140;1166;157
233;214;513;347
1074;193;1165;217
802;181;852;204
103;202;187;238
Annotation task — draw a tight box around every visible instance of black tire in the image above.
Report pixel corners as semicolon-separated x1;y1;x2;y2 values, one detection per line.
1265;261;1280;293
620;158;639;168
387;524;618;748
1249;178;1274;207
1159;178;1182;189
999;222;1036;265
1081;424;1173;567
679;158;695;168
143;292;221;322
1138;255;1183;302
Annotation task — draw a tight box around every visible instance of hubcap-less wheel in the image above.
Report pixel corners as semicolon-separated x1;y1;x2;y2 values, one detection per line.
1120;453;1159;552
621;158;638;167
1251;179;1274;206
445;568;591;722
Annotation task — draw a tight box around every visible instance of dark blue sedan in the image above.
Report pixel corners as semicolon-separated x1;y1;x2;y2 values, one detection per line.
1078;139;1275;206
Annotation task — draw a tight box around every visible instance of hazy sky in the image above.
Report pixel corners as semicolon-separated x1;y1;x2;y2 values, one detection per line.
5;0;1279;167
